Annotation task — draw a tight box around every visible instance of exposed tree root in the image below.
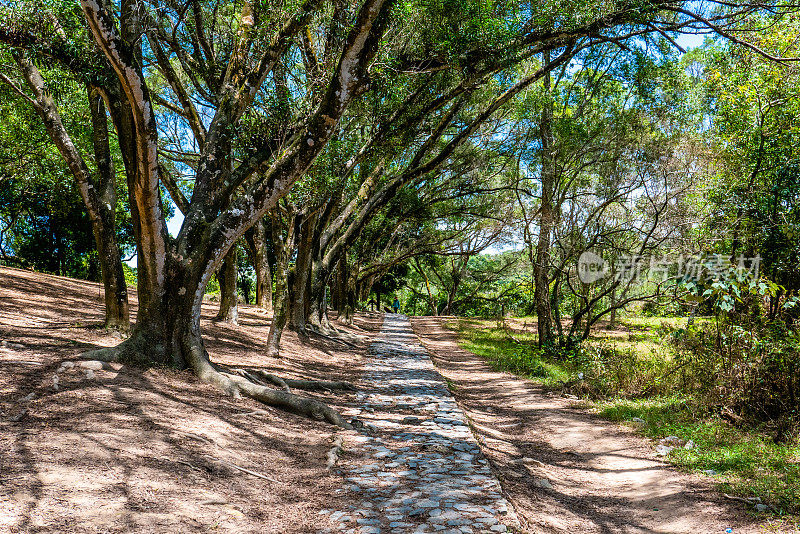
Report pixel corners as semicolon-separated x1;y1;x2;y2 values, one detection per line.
80;345;120;362
80;336;351;428
251;370;291;391
255;370;356;393
305;326;360;348
234;368;289;391
222;372;351;428
235;368;356;394
185;341;350;427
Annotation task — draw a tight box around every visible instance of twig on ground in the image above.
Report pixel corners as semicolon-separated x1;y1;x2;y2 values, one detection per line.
210;456;280;483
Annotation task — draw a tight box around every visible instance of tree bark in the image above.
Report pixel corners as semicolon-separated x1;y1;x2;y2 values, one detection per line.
265;211;297;357
534;50;555;348
214;247;239;324
87;86;130;331
288;212;316;332
10;54;129;331
244;220;273;312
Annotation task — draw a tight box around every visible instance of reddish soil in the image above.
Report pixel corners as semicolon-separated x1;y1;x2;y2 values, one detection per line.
3;266;796;533
0;266;381;533
411;316;798;534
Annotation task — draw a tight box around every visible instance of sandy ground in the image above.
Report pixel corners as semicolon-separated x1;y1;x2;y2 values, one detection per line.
2;266;796;533
0;266;383;533
411;316;798;534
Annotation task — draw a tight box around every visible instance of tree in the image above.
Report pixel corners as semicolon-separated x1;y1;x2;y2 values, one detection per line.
697;23;800;314
0;52;130;330
2;0;794;423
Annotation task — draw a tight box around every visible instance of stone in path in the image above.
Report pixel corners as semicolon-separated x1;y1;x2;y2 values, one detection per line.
320;314;519;534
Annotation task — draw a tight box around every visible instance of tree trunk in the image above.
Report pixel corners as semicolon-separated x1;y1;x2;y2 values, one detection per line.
265;211;296;358
244;220;273;313
609;285;617;327
341;272;358;324
85;260;209;369
308;257;335;331
94;205;130;332
534;50;555;348
266;272;289;358
331;256;347;311
88;85;129;331
214;247;239;324
14;55;130;331
288;214;315;332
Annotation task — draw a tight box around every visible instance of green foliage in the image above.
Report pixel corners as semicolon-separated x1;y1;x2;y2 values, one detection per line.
0;49;133;278
452;319;572;385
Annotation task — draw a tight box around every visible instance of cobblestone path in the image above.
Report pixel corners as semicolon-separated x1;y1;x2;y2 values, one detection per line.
320;314;520;534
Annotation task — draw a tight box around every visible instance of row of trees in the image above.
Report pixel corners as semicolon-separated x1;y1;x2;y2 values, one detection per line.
1;0;797;423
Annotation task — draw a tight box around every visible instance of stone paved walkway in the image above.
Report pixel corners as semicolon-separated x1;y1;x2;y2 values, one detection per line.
319;314;519;534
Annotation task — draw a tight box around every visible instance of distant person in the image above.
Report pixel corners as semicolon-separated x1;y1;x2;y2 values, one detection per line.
368;297;376;311
392;297;400;314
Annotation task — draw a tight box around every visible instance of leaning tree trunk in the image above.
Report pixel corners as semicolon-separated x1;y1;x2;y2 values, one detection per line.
14;55;130;331
214;247;239;324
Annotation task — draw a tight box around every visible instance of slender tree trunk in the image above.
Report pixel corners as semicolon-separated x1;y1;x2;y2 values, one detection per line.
308;257;336;331
288;215;315;332
14;55;129;331
266;275;290;358
214;247;239;324
534;50;555;348
244;221;273;313
341;272;358;324
308;263;326;329
265;211;296;357
609;285;617;327
331;256;347;311
88;86;129;331
94;207;130;331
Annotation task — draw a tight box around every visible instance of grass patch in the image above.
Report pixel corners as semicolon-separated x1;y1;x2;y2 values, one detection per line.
449;319;571;387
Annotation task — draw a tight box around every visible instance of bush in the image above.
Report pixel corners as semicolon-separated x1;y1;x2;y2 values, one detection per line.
669;322;800;442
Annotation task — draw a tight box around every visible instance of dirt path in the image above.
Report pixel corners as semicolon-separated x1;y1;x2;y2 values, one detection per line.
411;316;786;534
